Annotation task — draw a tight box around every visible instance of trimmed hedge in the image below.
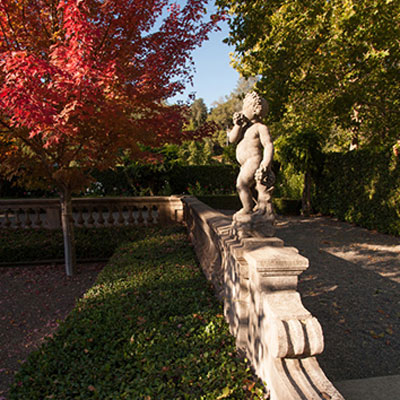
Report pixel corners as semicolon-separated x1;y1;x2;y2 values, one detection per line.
9;226;266;399
91;164;240;196
198;194;241;210
0;165;239;198
313;150;400;236
198;194;301;216
0;226;154;264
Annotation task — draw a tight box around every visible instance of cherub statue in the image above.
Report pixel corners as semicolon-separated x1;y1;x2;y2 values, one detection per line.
228;91;275;237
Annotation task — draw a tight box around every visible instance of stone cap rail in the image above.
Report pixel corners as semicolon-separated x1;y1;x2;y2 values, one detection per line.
0;196;184;229
183;196;345;400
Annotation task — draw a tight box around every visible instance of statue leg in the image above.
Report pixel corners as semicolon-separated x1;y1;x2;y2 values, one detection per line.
236;159;259;214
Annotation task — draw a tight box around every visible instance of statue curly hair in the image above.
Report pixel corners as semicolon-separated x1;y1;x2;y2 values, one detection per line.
243;91;269;119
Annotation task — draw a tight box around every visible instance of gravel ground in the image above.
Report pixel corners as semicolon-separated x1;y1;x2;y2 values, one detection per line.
275;216;400;382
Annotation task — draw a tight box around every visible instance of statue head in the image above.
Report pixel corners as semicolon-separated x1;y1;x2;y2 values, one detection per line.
242;92;269;121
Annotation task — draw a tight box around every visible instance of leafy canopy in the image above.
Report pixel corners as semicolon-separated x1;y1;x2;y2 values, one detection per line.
217;0;400;149
0;0;220;192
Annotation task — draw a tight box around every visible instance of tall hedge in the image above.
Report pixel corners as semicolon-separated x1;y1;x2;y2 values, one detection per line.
0;164;239;198
313;150;400;236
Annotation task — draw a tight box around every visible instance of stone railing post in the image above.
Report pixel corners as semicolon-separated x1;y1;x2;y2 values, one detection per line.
157;195;185;224
243;246;340;399
182;197;345;400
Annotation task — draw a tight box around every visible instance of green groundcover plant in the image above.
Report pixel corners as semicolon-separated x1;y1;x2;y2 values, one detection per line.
9;226;266;399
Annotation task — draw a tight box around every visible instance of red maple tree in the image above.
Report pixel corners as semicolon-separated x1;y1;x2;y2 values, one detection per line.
0;0;220;275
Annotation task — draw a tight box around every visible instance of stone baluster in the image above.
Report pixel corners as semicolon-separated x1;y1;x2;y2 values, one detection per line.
97;207;105;227
127;206;135;225
86;207;95;227
34;209;42;228
4;209;11;228
137;206;144;225
15;209;22;229
117;206;125;226
107;205;115;226
76;207;85;227
147;205;154;224
25;209;32;228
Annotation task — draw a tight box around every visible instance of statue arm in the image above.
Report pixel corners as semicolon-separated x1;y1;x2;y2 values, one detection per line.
259;124;273;169
255;124;273;182
228;112;245;144
228;124;242;144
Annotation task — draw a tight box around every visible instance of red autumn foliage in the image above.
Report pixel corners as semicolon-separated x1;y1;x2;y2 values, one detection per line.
0;0;220;192
0;0;221;275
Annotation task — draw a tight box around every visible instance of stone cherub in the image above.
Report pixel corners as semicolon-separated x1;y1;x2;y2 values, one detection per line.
228;91;275;237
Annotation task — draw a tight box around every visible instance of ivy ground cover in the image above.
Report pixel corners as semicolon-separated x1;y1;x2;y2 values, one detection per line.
9;225;265;399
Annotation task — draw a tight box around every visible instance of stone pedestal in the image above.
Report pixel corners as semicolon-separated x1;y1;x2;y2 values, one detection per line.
231;211;275;238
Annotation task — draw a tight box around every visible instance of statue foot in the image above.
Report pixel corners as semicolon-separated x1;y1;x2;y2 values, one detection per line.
235;208;252;216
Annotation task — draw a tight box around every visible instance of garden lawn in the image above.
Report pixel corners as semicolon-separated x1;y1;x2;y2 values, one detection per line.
8;225;266;399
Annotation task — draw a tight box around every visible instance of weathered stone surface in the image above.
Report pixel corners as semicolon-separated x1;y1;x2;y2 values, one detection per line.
228;92;276;239
183;197;345;400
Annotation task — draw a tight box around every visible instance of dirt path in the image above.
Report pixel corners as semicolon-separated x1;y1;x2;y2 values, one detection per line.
275;216;400;382
0;263;104;398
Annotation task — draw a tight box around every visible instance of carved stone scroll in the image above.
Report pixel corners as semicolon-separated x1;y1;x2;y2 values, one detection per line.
183;197;345;400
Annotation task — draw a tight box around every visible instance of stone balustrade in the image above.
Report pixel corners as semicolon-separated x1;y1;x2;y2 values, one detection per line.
0;196;184;229
183;197;345;400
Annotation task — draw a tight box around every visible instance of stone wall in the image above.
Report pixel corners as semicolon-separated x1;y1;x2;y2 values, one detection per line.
183;197;345;400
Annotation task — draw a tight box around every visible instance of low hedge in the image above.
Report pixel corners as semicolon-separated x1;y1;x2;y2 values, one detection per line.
313;150;400;236
198;194;241;210
0;226;154;264
9;226;266;399
198;194;301;216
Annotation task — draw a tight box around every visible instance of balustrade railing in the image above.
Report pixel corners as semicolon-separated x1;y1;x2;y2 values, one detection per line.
183;197;345;400
0;196;184;230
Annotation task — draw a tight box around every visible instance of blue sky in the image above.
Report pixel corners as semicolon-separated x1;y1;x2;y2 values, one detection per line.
169;9;240;109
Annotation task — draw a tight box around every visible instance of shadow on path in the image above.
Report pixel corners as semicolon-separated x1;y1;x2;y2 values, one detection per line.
275;216;400;382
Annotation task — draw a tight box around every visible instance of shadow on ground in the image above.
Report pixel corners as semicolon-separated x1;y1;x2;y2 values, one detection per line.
275;216;400;382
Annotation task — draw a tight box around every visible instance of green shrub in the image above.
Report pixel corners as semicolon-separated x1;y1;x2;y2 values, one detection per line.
198;194;241;210
0;226;161;264
9;226;266;399
1;165;239;198
273;164;303;200
273;198;301;216
197;194;301;216
313;150;400;235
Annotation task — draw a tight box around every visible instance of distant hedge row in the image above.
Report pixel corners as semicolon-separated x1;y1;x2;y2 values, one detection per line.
93;164;239;196
0;164;239;198
313;150;400;236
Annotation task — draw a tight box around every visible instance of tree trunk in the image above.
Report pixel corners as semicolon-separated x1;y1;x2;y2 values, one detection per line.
60;188;76;276
301;170;312;217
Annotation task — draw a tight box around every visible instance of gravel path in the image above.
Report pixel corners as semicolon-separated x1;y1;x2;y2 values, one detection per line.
275;216;400;382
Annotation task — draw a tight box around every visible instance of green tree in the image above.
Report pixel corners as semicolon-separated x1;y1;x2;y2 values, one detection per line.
208;77;258;131
188;98;208;130
217;0;400;149
275;126;323;216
